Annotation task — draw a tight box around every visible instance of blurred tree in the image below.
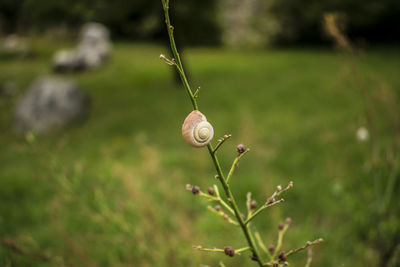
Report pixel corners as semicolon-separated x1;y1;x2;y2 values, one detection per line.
0;0;220;45
0;0;24;34
269;0;400;44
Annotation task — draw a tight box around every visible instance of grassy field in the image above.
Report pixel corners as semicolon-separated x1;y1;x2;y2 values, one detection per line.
1;41;399;266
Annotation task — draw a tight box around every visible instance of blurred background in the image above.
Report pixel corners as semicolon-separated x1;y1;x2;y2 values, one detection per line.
0;0;399;266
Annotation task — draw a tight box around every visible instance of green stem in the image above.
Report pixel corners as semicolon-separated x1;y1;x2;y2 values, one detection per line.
226;149;249;184
207;144;264;266
162;1;198;110
255;231;272;261
161;1;263;265
245;199;285;225
272;226;287;259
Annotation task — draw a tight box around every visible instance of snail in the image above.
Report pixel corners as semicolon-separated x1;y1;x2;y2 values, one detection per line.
182;110;214;147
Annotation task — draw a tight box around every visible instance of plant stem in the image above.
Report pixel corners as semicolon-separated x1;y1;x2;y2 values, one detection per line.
245;199;285;225
226;149;250;184
161;1;263;265
207;144;264;266
162;0;198;110
272;224;288;259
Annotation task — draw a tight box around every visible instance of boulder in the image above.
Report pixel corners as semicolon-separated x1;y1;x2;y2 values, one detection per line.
14;77;90;134
52;22;111;72
80;22;110;44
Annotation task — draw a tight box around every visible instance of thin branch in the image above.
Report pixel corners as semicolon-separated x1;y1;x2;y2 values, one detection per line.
159;54;176;66
207;206;239;226
255;231;271;260
271;181;294;199
246;192;252;219
193;245;224;253
305;247;313;267
161;0;198;110
236;247;252;253
213;185;235;215
226;149;250;184
245;199;285;225
285;238;324;258
194;87;201;98
213;134;232;154
272;221;290;259
193;245;251;255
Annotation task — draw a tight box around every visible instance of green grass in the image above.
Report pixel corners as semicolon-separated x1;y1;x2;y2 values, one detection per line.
0;41;400;266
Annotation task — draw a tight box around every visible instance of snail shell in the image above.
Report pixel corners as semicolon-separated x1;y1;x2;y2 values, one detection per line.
182;110;214;147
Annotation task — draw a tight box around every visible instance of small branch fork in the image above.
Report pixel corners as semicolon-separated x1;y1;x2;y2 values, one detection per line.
246;182;293;225
213;135;232;154
285;238;324;258
226;148;250;184
160;1;323;266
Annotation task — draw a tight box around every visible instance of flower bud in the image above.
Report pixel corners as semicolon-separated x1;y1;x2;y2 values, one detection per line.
278;252;287;261
215;205;221;211
278;222;284;230
268;245;275;254
236;144;246;154
207;187;215;196
224;246;235;257
250;200;257;209
268;197;275;204
273;262;279;267
191;185;200;195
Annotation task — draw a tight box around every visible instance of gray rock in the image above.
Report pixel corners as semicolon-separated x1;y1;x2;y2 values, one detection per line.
14;77;90;134
80;22;110;44
52;22;111;72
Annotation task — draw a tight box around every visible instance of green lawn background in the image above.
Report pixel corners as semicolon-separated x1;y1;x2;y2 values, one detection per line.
1;41;399;266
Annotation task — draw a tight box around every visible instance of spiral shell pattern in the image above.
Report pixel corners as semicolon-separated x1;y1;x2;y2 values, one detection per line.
182;110;214;147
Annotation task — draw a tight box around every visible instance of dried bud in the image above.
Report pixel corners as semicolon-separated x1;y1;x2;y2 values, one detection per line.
250;200;257;209
268;245;275;253
277;185;282;191
306;241;312;246
273;262;279;267
278;222;284;230
207;187;215;196
241;213;246;220
283;262;289;266
224;134;230;139
268;197;275;204
236;144;246;154
285;217;292;225
215;205;221;211
278;252;287;261
223;214;229;221
224;246;235;257
191;186;200;195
